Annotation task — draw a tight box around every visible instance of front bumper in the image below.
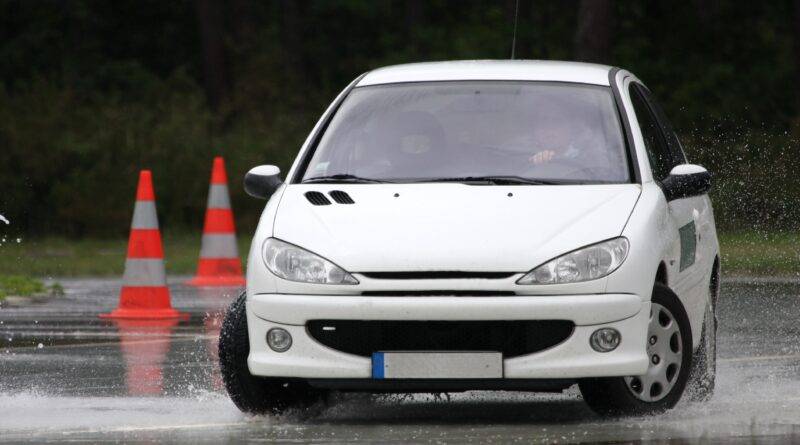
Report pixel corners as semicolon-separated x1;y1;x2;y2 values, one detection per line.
246;293;650;380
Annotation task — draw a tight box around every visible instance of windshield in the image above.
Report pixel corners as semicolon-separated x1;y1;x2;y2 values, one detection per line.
299;81;630;184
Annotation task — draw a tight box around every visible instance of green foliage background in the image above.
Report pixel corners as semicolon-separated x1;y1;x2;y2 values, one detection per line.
1;1;798;237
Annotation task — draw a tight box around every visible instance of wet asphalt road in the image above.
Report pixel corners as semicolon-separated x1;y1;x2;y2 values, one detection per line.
2;278;800;443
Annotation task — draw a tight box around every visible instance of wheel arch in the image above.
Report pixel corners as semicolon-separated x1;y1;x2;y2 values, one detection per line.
655;261;668;286
710;256;720;307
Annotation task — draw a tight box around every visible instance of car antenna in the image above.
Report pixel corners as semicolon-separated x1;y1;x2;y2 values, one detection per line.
510;0;520;59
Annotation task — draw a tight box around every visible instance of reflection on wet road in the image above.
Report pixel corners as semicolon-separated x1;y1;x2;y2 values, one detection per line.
2;278;800;443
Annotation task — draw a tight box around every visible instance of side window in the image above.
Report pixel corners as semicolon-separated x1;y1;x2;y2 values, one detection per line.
628;84;673;180
640;88;687;164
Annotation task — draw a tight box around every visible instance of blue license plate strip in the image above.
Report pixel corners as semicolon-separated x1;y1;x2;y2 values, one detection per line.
371;352;385;379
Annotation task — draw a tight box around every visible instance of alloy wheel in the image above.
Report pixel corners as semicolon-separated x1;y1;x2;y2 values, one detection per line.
624;302;683;402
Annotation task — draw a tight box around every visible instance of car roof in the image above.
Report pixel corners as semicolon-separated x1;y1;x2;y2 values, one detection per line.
357;60;614;87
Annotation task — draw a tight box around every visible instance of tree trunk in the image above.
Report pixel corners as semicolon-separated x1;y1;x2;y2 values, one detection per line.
405;0;424;53
281;0;309;86
195;0;229;111
230;0;255;46
506;0;534;59
230;0;256;61
794;0;800;134
573;0;613;64
693;0;719;30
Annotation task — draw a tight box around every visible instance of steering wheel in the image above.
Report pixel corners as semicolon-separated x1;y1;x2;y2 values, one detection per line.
523;157;588;177
474;145;532;158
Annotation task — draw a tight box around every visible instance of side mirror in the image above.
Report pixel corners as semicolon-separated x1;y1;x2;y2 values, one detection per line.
244;165;283;199
661;164;712;201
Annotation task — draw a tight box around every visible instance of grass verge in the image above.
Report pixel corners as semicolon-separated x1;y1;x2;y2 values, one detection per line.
0;231;797;278
0;232;251;277
718;231;800;277
0;275;64;300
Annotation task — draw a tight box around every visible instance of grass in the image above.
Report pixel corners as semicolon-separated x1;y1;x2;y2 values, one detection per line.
0;231;798;278
718;231;800;277
0;275;45;299
0;275;64;300
0;232;252;277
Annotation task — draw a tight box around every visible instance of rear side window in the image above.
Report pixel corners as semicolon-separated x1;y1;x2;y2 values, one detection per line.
629;84;673;180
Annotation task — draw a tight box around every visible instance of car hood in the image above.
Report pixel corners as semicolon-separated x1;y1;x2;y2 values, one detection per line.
272;184;641;272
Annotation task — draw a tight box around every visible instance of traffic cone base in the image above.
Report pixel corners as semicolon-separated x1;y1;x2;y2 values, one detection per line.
101;287;188;320
187;258;245;286
101;307;188;320
187;156;245;287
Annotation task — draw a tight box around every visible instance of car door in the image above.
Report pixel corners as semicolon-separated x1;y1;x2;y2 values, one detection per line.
641;86;716;293
628;83;704;300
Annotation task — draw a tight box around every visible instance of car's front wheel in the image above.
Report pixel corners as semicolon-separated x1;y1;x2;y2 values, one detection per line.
579;283;693;416
219;292;326;415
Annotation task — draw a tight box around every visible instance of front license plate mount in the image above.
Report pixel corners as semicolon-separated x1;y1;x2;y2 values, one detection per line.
371;351;503;379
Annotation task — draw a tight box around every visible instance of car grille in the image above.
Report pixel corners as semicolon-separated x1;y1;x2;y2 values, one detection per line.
360;271;515;280
360;291;516;296
306;320;574;358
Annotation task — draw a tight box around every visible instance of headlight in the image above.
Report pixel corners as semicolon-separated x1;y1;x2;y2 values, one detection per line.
516;237;629;285
262;238;358;285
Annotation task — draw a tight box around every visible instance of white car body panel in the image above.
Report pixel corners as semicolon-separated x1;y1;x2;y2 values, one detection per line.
249;293;643;326
272;184;640;273
244;60;720;382
616;71;654;184
247;307;650;379
357;60;611;87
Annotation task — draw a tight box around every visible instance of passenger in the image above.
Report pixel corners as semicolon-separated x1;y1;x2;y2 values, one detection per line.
368;111;447;177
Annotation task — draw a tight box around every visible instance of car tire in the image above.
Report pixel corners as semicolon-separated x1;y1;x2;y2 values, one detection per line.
578;283;693;416
686;272;718;402
219;291;326;415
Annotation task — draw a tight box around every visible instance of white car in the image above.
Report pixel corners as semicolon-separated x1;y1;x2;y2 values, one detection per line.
219;60;719;416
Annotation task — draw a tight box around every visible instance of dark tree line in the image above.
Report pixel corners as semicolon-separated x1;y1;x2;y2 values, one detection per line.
574;0;612;63
2;0;800;236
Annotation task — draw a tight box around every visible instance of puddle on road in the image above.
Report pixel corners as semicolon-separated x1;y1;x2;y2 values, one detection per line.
2;280;800;442
0;392;242;435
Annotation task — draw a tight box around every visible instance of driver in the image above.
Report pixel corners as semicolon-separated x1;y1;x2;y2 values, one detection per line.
528;117;585;166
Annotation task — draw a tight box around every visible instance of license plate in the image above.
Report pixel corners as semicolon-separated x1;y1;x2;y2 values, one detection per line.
372;352;503;379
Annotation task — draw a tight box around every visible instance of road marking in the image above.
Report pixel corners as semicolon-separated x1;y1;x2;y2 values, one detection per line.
59;421;251;436
3;335;218;351
720;353;800;363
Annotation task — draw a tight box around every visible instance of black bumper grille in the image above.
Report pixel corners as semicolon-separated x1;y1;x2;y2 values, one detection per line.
307;320;574;358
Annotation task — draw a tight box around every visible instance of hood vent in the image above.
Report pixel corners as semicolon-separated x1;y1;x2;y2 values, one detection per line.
329;190;355;204
305;191;331;206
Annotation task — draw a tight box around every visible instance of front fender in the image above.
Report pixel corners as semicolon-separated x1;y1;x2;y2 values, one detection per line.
606;183;670;301
245;184;286;297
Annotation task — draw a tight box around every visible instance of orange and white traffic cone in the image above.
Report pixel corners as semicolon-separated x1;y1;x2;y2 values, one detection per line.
187;157;245;287
101;170;187;320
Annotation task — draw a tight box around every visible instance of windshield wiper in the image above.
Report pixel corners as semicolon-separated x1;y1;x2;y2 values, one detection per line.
418;175;563;185
302;174;390;184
